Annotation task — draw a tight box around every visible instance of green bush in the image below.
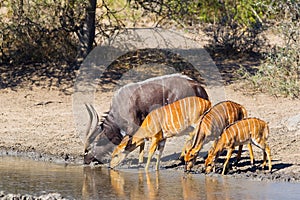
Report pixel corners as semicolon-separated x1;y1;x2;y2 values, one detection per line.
202;0;271;54
129;0;272;54
0;0;85;65
239;6;300;98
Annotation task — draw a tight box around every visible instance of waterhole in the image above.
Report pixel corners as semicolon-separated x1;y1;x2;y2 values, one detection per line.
0;156;299;199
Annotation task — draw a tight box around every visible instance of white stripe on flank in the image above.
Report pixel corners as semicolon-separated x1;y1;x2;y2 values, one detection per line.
168;103;176;133
229;126;235;142
227;102;234;121
202;116;210;138
155;109;160;125
243;120;247;141
215;106;224;132
214;112;227;134
204;112;212;129
147;112;153;135
193;97;197;121
244;120;248;141
155;109;162;133
224;129;230;144
211;110;222;137
187;98;191;122
245;120;249;140
221;103;228;121
162;107;168;132
247;119;251;138
237;121;241;142
179;99;186;127
253;119;256;138
175;101;182;131
163;107;169;131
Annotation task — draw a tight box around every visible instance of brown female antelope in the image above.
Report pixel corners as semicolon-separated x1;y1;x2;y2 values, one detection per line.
110;96;211;171
184;101;254;171
205;118;272;175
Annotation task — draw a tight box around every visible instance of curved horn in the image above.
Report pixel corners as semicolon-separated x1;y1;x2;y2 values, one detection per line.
84;103;99;148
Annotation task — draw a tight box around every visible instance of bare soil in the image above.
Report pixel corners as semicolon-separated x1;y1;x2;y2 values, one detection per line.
0;80;299;182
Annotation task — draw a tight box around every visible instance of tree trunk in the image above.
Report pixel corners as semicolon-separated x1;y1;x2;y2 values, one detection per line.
76;0;96;64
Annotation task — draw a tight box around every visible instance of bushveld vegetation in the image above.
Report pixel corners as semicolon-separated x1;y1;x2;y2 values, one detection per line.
0;0;299;97
238;1;299;98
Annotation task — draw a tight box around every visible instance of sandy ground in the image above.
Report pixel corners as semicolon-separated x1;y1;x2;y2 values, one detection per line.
0;81;299;182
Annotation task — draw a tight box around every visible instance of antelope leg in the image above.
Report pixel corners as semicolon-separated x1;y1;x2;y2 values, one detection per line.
235;145;243;165
248;143;255;165
222;148;234;175
138;142;145;165
264;144;272;172
145;133;162;171
145;142;157;171
155;139;166;171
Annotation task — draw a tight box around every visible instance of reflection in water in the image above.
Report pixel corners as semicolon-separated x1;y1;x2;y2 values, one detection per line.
205;176;228;200
110;170;126;198
82;167;163;200
0;157;83;199
82;167;300;200
181;174;199;199
1;157;299;199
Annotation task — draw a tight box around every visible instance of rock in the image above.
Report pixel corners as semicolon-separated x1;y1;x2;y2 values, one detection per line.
0;192;68;200
39;193;66;200
282;114;300;131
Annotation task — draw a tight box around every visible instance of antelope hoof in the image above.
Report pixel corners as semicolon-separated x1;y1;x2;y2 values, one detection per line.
184;165;188;172
268;168;272;173
137;163;143;168
205;166;213;174
184;166;190;173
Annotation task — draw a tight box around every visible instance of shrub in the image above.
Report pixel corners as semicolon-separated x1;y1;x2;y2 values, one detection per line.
240;1;300;98
0;0;85;65
203;0;271;55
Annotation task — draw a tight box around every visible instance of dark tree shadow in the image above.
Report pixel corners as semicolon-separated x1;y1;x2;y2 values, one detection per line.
205;49;262;85
269;163;294;172
1;48;207;94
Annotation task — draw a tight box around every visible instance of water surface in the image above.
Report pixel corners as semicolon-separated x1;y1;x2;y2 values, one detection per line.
0;156;299;199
